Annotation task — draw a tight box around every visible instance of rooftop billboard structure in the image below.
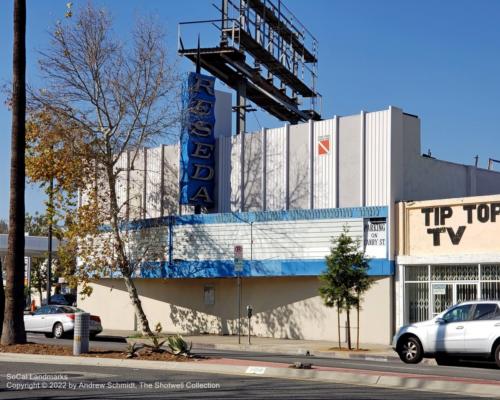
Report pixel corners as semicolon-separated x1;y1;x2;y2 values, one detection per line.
178;0;321;133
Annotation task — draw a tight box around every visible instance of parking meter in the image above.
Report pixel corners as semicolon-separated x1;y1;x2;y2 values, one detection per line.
246;305;253;344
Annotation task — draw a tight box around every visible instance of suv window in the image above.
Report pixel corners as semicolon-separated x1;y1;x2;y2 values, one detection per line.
443;304;472;323
472;303;500;320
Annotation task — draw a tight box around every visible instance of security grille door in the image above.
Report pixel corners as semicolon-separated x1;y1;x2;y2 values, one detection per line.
456;283;477;304
432;283;453;317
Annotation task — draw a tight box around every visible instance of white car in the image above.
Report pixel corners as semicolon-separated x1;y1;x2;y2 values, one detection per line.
393;300;500;366
24;305;103;339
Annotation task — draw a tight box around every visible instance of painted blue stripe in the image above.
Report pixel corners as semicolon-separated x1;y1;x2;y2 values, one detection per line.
99;206;387;231
139;258;394;279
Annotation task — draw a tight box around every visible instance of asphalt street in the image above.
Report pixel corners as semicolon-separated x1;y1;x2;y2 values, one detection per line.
0;361;479;399
27;333;500;382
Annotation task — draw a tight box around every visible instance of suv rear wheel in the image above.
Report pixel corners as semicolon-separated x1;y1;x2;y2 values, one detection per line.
398;336;423;364
494;343;500;368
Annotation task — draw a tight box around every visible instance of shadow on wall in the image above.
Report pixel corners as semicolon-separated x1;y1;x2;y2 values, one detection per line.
230;131;309;212
92;276;324;338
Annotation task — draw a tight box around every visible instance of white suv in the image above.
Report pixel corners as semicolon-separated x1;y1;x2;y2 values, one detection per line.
393;301;500;366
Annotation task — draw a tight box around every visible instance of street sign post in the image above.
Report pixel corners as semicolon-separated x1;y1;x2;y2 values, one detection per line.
234;245;243;343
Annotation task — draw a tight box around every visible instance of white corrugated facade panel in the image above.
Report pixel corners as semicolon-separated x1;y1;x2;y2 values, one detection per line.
265;126;286;210
114;152;128;219
365;110;390;206
313;118;336;209
216;136;232;213
230;135;242;211
129;149;146;219
163;144;180;215
243;132;263;211
145;146;162;218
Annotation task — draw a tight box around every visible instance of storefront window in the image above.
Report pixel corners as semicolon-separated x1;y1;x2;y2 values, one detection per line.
405;282;429;323
481;264;500;281
405;265;428;281
404;264;500;324
481;282;500;300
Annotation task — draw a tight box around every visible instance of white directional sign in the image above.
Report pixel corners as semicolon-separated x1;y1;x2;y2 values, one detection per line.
234;245;243;260
234;245;243;272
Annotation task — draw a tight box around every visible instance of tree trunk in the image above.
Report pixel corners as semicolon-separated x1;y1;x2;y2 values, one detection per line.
356;299;360;350
2;0;26;345
106;164;153;337
346;307;352;350
123;274;153;336
0;260;5;338
336;302;341;350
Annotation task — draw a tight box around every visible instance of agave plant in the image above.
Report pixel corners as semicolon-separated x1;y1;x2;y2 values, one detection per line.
125;342;143;359
144;322;167;353
167;334;193;357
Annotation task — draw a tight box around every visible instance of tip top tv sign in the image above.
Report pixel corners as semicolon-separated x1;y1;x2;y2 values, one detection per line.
180;72;216;207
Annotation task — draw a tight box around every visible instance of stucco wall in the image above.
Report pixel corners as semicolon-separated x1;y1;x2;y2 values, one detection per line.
79;276;392;344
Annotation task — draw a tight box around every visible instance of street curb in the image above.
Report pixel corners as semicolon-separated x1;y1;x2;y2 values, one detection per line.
172;340;438;366
0;352;496;398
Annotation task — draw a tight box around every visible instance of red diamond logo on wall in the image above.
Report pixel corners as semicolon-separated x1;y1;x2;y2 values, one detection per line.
318;138;330;155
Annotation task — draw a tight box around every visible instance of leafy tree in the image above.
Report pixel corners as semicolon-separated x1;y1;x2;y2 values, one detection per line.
28;4;179;336
319;227;371;350
24;212;61;306
2;0;27;345
0;259;4;338
0;220;8;234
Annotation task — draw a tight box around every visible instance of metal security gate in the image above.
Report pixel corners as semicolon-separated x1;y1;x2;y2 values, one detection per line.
430;282;478;318
404;264;500;324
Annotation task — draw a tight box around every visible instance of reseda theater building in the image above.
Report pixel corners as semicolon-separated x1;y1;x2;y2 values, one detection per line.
78;106;500;345
396;195;500;330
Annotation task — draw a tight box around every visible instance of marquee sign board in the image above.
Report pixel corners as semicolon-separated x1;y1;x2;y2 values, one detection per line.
364;218;387;259
179;72;217;207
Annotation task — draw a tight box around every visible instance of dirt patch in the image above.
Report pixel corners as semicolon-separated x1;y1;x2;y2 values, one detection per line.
325;347;369;352
0;343;197;362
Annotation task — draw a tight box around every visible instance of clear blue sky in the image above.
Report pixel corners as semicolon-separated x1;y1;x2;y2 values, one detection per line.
1;0;499;219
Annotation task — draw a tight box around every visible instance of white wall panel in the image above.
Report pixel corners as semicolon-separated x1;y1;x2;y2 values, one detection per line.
129;149;146;219
216;136;232;213
114;152;128;219
163;144;179;215
145;147;162;218
313;118;336;209
365;110;390;206
230;135;242;211
265;127;286;210
243;132;263;210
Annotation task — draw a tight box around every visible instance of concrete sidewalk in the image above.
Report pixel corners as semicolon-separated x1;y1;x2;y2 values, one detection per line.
102;329;412;364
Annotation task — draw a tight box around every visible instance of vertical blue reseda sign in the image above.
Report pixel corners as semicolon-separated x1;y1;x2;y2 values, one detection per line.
180;72;216;207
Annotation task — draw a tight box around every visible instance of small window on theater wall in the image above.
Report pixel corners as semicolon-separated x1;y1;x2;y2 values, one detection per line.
204;286;215;305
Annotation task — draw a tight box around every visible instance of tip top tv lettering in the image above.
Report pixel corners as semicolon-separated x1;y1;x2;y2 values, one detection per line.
421;202;500;246
180;72;216;207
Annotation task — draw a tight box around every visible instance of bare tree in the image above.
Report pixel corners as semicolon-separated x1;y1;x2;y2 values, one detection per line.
30;4;179;336
2;0;27;345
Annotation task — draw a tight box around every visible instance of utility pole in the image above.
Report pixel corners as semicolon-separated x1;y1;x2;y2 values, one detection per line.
46;176;53;305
